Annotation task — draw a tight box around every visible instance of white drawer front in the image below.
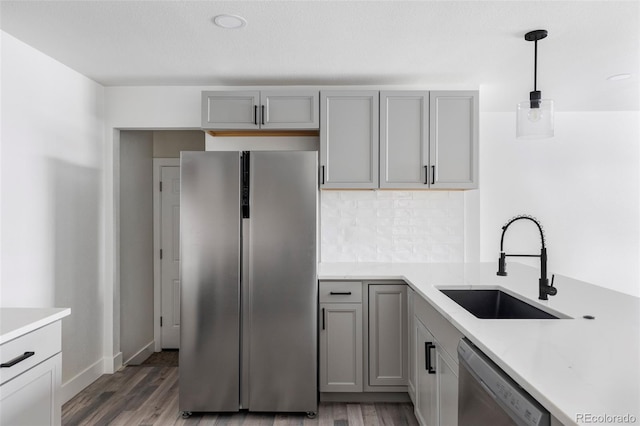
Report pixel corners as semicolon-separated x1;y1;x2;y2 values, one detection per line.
319;281;362;303
0;322;61;385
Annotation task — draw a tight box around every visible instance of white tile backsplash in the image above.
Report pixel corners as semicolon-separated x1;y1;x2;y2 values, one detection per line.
321;191;464;263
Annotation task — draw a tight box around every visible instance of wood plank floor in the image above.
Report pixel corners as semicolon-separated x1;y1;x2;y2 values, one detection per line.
62;365;419;426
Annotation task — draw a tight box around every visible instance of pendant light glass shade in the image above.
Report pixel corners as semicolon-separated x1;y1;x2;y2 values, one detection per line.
517;99;554;139
517;29;554;139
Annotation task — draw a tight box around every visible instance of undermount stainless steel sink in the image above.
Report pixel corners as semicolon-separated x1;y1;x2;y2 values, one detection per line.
439;288;566;319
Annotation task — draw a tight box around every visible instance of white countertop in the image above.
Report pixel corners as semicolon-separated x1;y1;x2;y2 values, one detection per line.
319;262;640;426
0;307;71;345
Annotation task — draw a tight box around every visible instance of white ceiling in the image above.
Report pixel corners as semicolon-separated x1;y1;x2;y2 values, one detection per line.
1;0;638;111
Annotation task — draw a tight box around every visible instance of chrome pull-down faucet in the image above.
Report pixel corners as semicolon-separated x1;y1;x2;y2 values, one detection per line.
497;215;557;300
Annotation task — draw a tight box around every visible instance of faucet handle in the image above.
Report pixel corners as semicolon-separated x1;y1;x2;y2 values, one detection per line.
547;274;558;296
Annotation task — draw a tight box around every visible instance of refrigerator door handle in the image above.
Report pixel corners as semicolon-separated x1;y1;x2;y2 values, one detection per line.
242;152;251;218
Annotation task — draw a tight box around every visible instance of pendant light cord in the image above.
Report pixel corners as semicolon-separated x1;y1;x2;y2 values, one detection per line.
533;40;538;92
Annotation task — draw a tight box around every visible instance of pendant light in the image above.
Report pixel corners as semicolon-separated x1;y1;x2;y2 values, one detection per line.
517;29;554;139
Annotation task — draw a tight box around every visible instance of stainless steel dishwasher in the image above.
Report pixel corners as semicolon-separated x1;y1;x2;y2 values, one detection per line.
458;338;550;426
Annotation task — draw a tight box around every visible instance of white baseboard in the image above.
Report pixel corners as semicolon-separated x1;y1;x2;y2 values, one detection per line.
124;341;155;366
108;351;123;373
60;344;156;405
60;358;104;404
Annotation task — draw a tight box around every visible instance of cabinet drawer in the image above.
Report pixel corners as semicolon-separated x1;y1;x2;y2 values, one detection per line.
319;281;362;303
0;322;61;385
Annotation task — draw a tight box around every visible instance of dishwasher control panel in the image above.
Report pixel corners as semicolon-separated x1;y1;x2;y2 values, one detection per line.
458;339;550;426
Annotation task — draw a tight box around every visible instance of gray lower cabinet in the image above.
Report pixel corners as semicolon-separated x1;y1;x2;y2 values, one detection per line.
380;91;430;188
201;90;319;130
413;293;461;426
435;349;458;426
407;288;416;401
320;91;379;189
416;318;438;426
368;284;407;387
319;281;407;395
319;281;363;392
319;304;363;392
429;91;479;189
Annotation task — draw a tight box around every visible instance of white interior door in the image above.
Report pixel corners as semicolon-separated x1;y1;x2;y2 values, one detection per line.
160;166;181;348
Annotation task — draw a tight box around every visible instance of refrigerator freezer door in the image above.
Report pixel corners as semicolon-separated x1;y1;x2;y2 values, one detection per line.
179;152;241;412
248;151;318;413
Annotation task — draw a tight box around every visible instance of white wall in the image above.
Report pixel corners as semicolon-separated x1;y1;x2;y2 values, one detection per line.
119;131;154;364
153;130;204;158
0;31;106;398
479;111;640;296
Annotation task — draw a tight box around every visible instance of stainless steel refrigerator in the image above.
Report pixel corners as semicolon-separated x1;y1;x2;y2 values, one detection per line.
179;150;318;416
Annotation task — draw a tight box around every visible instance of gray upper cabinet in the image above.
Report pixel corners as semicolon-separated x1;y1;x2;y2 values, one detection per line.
260;91;319;129
320;91;379;189
202;90;319;130
380;91;429;189
202;91;260;130
429;91;479;189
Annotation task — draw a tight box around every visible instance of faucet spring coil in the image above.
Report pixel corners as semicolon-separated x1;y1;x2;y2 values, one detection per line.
505;214;545;244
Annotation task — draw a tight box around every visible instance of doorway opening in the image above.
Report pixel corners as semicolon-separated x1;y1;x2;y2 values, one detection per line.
119;130;204;365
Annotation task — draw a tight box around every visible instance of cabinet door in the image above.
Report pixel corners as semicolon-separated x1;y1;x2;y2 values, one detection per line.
416;319;438;426
320;91;379;188
319;303;363;392
436;350;458;426
261;91;319;129
0;353;61;426
380;91;429;189
368;284;407;387
202;91;260;129
407;288;416;402
429;91;479;189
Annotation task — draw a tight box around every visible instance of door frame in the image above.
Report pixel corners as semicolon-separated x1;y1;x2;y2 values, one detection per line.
153;158;180;352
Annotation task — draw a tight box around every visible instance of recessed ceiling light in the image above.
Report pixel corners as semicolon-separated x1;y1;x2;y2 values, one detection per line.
607;73;631;81
213;14;247;29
